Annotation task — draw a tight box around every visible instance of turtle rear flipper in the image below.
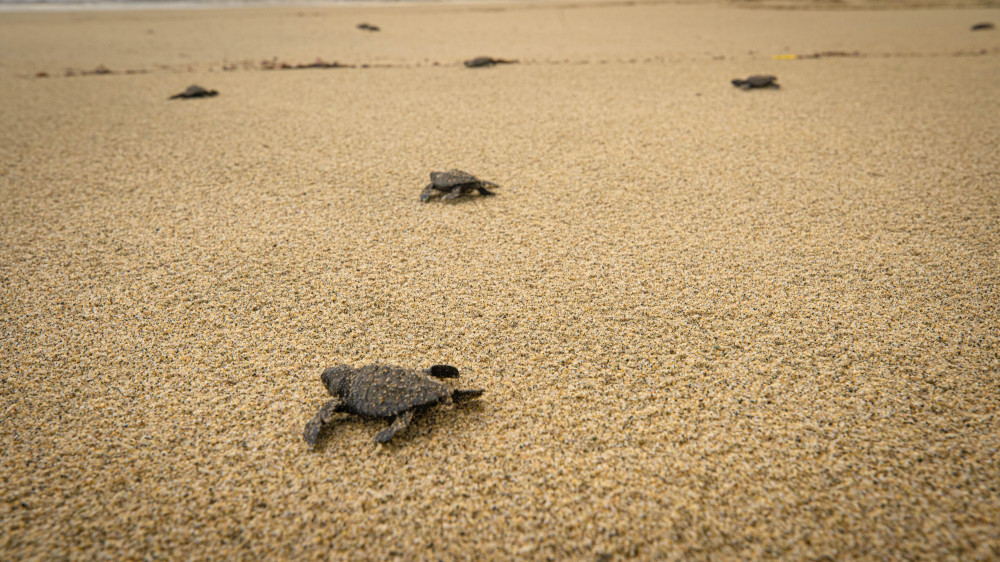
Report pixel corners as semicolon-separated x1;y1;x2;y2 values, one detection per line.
375;410;414;443
427;365;460;379
452;389;484;403
444;185;467;200
476;184;497;196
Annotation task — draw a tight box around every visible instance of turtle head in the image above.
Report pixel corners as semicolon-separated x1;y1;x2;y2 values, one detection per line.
320;365;352;396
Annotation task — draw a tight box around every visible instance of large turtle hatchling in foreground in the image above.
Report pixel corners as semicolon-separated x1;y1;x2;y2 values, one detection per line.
420;169;499;202
304;364;484;447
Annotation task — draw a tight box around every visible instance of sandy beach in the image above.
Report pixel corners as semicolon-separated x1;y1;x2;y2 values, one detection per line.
2;0;999;559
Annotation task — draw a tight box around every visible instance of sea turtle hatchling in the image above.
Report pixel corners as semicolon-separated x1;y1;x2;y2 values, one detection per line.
303;364;484;447
420;169;499;202
464;56;517;68
731;75;780;90
169;85;219;99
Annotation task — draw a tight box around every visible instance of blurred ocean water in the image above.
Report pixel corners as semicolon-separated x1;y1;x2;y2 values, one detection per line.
0;0;409;9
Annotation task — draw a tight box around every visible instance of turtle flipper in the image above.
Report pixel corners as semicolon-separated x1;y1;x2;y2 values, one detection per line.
444;185;465;200
452;389;484;403
476;184;497;197
304;398;344;450
427;365;459;379
420;183;440;202
375;409;414;443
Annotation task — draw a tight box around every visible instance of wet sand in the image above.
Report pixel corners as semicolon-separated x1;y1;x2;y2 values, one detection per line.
2;1;999;559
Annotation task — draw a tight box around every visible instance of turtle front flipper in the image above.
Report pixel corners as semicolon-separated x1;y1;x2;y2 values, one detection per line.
420;183;440;202
374;409;414;443
304;398;345;450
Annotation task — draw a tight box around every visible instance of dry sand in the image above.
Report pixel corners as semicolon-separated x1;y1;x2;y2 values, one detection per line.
2;0;999;559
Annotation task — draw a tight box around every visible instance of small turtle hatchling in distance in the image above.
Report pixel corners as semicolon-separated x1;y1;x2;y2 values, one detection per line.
731;75;779;90
971;22;994;31
169;85;219;99
464;56;517;68
420;169;499;202
303;364;484;448
357;22;380;32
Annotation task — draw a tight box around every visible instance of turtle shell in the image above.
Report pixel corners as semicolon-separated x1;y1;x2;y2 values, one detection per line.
184;85;211;96
743;75;777;87
343;364;451;417
464;57;495;68
430;169;482;188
